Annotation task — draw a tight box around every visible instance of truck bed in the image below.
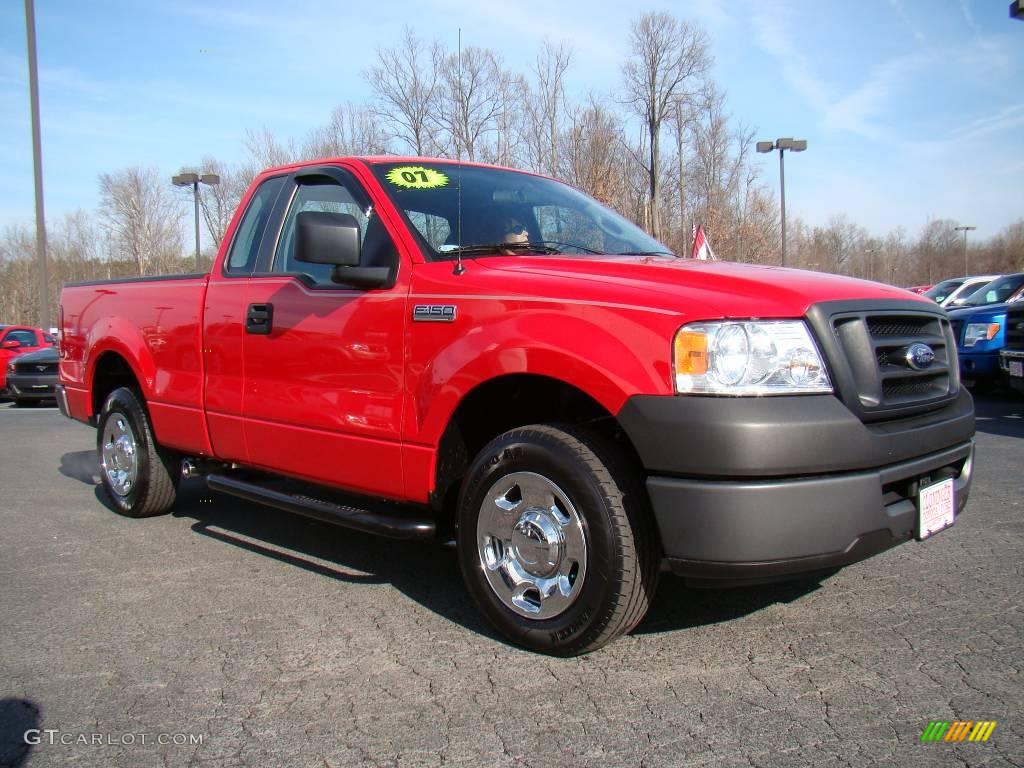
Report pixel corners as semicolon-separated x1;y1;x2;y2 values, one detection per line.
59;273;210;455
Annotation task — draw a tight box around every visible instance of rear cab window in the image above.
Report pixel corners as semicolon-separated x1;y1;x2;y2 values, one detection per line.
224;175;286;275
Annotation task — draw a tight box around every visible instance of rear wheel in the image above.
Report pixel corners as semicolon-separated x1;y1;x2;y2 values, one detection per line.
97;387;179;517
457;424;658;656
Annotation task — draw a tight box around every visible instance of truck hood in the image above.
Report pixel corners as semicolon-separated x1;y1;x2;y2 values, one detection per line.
481;256;925;318
947;301;1014;321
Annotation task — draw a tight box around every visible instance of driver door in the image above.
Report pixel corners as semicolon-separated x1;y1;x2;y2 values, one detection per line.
240;168;408;498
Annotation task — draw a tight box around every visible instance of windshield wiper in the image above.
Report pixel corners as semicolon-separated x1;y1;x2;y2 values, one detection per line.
439;240;602;256
614;250;676;257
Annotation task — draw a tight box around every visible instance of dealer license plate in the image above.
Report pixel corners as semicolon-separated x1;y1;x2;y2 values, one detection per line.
1010;360;1023;378
918;478;955;540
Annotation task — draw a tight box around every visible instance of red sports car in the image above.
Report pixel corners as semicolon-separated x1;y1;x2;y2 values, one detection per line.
0;325;54;396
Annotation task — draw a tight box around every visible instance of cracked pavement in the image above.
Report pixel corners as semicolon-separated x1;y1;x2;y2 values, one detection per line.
0;393;1021;768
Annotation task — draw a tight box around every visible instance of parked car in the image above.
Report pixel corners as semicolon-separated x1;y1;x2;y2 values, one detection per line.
947;273;1024;383
946;273;1024;310
0;325;54;397
924;278;964;304
907;284;933;294
924;275;1000;307
5;346;59;406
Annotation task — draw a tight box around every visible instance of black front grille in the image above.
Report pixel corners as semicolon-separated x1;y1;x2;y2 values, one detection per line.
1006;306;1024;349
867;317;932;338
883;375;948;399
14;361;57;374
808;301;958;422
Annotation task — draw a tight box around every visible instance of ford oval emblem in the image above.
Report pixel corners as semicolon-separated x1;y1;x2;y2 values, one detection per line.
905;343;935;371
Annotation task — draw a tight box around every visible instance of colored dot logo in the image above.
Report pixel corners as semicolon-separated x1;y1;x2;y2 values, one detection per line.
921;720;997;742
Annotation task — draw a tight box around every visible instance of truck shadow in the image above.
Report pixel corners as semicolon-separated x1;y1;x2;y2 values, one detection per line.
168;479;824;647
170;480;506;644
58;450;101;485
634;574;828;636
972;390;1024;438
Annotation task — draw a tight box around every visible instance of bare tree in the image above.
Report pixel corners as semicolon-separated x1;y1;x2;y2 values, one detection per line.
438;46;504;161
821;215;869;276
0;224;37;323
302;104;391;159
176;156;245;251
365;27;442;155
688;85;756;258
560;96;628;207
914;219;961;283
484;69;528;167
622;12;710;241
524;41;572;175
98;167;185;275
244;127;297;169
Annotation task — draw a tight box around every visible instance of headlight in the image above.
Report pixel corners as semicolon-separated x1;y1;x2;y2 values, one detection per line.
963;322;1000;347
673;320;832;395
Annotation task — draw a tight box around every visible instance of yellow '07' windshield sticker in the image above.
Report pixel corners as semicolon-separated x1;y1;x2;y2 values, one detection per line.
386;166;449;189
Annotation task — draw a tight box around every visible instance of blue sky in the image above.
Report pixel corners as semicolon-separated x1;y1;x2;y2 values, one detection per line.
1;0;1022;243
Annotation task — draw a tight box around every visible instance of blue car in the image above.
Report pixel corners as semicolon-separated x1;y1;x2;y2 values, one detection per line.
947;272;1024;382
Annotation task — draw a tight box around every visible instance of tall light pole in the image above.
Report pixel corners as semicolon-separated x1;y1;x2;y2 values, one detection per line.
865;248;877;281
172;173;220;270
25;0;49;330
757;138;807;267
954;225;976;276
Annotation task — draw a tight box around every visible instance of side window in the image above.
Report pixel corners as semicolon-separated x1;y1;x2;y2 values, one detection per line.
225;176;285;274
274;178;396;285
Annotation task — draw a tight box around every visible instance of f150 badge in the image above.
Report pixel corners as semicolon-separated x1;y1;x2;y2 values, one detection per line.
413;304;457;322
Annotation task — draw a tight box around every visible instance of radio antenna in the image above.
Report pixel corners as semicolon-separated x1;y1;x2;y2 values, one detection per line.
453;26;465;276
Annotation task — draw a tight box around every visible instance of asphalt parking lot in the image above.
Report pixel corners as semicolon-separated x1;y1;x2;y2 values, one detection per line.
1;394;1021;768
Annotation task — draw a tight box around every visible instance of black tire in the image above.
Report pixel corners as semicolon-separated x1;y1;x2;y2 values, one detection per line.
457;424;658;656
96;387;179;518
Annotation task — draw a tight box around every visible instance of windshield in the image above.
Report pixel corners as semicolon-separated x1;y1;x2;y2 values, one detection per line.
370;161;672;259
958;274;1024;306
923;279;963;303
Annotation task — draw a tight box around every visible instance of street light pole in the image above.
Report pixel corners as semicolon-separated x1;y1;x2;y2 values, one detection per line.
173;172;220;270
954;225;976;276
25;0;49;331
779;148;786;268
757;138;807;267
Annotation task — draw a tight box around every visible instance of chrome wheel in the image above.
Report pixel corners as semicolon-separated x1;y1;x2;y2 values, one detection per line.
101;413;139;497
476;471;587;619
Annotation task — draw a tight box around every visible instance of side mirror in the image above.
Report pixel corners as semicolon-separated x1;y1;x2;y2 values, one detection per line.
294;210;395;290
295;211;361;267
2;339;21;349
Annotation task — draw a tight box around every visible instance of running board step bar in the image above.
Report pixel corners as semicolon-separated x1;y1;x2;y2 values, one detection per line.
206;473;436;540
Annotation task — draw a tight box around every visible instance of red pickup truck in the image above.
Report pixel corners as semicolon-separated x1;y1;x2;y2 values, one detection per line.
58;158;975;655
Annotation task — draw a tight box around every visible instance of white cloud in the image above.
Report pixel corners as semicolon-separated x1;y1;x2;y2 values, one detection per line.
885;0;928;46
959;0;980;35
822;51;933;140
749;8;830;113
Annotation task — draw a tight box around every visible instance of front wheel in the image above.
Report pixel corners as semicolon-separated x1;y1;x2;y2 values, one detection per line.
457;425;658;656
96;387;179;517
